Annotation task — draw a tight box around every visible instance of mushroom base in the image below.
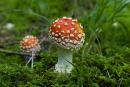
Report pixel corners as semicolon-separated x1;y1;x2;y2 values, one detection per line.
55;48;73;73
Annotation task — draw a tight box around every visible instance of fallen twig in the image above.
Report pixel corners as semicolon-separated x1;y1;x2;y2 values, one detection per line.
0;48;40;57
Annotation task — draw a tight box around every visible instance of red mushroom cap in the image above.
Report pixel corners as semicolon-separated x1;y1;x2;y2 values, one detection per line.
49;17;85;50
20;35;41;52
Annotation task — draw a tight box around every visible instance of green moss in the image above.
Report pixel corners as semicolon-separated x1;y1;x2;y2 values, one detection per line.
0;0;130;86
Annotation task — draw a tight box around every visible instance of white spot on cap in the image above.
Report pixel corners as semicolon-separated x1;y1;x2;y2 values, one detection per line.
74;40;78;45
64;22;68;26
61;36;64;39
70;34;74;37
51;32;55;35
61;30;65;33
82;33;85;37
65;38;69;42
66;30;70;33
55;34;58;37
62;41;66;45
72;22;75;25
54;37;58;40
69;40;73;43
58;38;61;42
71;28;74;30
78;34;82;38
74;30;77;34
53;24;56;27
55;19;59;22
57;25;61;28
63;16;67;19
59;33;61;35
80;24;83;29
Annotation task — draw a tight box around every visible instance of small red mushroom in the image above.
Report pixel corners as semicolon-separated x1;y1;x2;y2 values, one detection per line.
49;17;85;73
20;35;41;68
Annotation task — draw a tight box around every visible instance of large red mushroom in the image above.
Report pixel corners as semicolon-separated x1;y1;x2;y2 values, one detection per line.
49;17;85;73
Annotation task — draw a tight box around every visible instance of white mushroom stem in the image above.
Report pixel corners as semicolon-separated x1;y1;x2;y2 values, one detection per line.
26;51;35;69
55;47;73;73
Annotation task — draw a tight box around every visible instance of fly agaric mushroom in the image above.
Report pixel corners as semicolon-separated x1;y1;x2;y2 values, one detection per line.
20;35;41;68
49;17;85;73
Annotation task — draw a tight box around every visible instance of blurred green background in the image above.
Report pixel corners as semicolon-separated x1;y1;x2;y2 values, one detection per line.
0;0;130;87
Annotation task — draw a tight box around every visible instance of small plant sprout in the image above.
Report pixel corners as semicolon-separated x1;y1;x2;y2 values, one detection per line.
20;35;41;68
49;17;85;73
